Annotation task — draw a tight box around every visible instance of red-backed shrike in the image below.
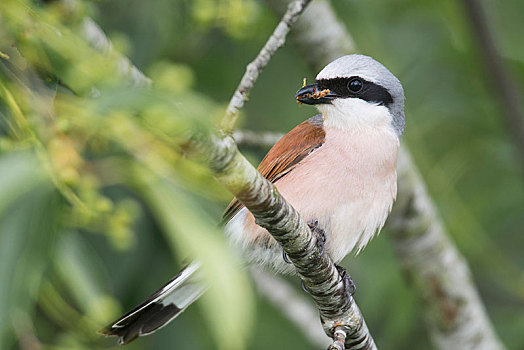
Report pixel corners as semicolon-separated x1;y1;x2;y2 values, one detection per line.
101;54;405;344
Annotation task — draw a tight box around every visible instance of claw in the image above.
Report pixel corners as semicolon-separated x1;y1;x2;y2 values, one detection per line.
347;275;356;296
336;265;356;308
319;230;326;243
283;250;291;264
318;241;325;257
301;280;310;294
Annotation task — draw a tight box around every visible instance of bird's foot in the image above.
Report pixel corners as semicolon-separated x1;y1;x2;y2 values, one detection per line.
301;266;356;300
336;265;356;307
308;219;326;258
283;219;326;264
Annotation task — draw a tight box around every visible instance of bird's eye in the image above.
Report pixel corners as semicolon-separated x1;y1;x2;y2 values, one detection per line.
348;78;363;92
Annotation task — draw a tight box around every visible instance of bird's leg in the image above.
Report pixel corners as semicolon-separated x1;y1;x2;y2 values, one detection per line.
283;219;326;264
336;265;356;307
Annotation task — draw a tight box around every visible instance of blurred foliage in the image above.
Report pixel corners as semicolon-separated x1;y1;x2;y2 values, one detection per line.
0;0;523;349
0;0;254;349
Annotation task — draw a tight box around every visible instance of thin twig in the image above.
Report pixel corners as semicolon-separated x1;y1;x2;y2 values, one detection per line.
233;129;283;148
265;0;506;348
328;327;347;350
264;0;356;72
80;18;151;88
221;0;312;132
461;0;524;169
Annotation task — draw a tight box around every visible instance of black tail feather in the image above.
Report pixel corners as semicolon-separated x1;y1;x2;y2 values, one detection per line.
100;302;182;344
99;262;205;345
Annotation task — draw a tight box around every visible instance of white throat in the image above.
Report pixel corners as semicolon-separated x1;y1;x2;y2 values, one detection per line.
317;98;394;131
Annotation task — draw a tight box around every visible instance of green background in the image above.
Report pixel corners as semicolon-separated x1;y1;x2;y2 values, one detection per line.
0;0;523;349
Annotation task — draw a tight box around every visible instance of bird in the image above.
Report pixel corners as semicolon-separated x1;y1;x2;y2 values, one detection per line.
100;54;405;344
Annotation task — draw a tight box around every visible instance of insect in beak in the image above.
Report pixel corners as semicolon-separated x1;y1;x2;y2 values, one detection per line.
295;83;335;105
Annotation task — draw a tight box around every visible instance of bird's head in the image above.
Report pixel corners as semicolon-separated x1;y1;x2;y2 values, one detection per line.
295;55;405;136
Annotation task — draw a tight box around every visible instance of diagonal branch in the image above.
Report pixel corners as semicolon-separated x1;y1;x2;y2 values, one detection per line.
192;132;376;349
389;147;505;350
218;2;376;348
265;0;506;349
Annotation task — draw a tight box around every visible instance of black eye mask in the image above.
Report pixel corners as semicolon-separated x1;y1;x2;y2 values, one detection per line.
317;77;393;106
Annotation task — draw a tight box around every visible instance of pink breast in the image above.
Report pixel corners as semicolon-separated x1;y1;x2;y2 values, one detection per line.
244;125;398;260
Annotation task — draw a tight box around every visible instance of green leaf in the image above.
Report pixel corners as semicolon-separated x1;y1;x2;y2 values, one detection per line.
0;151;55;348
53;232;120;326
134;165;254;350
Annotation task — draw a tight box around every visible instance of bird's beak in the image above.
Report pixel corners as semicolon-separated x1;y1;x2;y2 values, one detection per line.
295;83;336;105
